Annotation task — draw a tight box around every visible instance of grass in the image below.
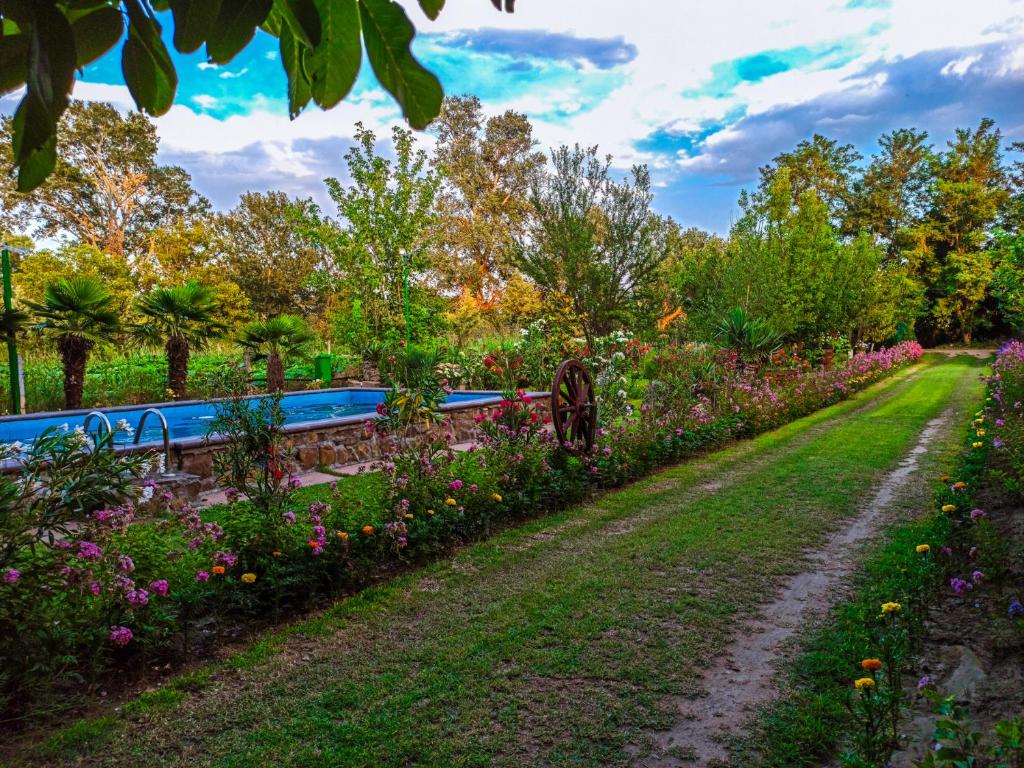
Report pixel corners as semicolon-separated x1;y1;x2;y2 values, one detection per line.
10;355;986;768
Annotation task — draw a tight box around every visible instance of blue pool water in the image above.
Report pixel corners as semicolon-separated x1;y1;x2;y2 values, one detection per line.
0;389;501;447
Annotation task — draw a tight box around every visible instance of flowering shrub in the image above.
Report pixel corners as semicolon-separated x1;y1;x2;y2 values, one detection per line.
986;340;1024;496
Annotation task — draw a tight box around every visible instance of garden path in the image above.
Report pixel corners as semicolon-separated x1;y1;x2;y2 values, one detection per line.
32;355;986;768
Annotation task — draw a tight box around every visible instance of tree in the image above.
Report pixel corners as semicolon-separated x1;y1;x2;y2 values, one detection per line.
317;123;440;347
0;101;209;265
135;282;225;400
0;0;515;191
218;192;329;319
15;244;137;316
237;314;315;393
516;145;668;345
926;118;1009;343
432;95;544;310
27;278;119;409
992;230;1024;332
758;134;862;224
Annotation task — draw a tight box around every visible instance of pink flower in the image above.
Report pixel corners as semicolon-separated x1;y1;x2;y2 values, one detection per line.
76;541;102;561
3;568;20;584
90;581;102;596
970;508;986;521
109;626;133;647
195;571;210;582
449;479;463;490
150;579;169;596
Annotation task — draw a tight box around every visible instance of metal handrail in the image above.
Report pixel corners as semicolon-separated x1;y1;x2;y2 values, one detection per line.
82;411;113;449
133;408;175;477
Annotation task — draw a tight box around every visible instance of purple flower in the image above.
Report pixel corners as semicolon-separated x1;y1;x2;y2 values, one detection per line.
126;588;149;607
1008;600;1024;619
994;438;1005;448
195;570;210;583
76;541;102;561
972;570;985;584
150;579;169;596
970;508;986;521
917;675;931;689
449;479;464;490
3;568;20;584
950;577;973;595
118;554;135;573
282;511;296;525
214;551;237;567
109;626;133;647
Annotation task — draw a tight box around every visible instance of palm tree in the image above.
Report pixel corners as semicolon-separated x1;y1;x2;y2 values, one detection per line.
135;282;225;400
237;314;315;392
27;278;119;409
716;307;783;370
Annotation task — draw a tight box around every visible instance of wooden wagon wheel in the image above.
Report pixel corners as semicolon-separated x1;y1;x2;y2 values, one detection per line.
551;359;597;451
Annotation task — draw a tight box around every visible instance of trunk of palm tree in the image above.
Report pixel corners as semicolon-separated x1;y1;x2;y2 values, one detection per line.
166;336;190;400
58;335;91;410
266;350;285;392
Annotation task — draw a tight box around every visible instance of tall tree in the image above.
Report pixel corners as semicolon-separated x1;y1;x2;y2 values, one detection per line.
219;192;329;319
432;95;544;309
758;134;862;224
318;123;440;347
926;118;1009;343
27;278;119;410
135;282;225;400
516;145;668;345
0;101;209;265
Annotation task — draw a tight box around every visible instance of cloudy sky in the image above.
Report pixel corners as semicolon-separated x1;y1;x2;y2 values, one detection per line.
22;0;1024;232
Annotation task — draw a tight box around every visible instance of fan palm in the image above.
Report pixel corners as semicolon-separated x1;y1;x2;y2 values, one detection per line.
135;282;226;400
27;278;119;409
716;307;783;369
237;314;315;392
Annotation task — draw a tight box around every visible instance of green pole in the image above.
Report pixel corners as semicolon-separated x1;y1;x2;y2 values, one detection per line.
403;250;411;348
2;248;19;415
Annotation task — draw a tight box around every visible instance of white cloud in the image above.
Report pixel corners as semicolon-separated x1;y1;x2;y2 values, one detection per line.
219;67;250;79
941;53;983;77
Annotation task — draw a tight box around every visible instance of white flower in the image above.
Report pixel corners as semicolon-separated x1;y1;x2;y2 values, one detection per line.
617;390;628;400
139;485;154;503
59;423;69;431
115;418;135;436
157;454;166;475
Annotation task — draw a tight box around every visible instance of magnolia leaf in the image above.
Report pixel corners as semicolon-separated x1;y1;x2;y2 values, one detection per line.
122;1;177;115
0;33;29;94
70;5;124;68
417;0;444;20
207;0;274;64
168;0;223;54
275;0;321;47
358;0;441;129
308;0;361;109
280;27;312;117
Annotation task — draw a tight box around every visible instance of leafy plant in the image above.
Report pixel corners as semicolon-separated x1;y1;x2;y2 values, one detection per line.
237;314;315;393
716;306;784;368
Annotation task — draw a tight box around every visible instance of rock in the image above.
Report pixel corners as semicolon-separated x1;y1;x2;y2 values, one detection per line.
942;645;988;701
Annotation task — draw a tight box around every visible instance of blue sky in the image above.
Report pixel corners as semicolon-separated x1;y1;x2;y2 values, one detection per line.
16;0;1024;233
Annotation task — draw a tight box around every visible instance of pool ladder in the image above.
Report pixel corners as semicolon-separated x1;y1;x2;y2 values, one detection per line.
83;408;175;478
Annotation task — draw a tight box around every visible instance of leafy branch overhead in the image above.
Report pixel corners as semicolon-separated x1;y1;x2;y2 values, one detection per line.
0;0;515;192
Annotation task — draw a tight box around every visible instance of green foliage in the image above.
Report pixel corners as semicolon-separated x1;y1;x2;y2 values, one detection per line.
715;307;783;366
0;0;487;190
237;313;315;392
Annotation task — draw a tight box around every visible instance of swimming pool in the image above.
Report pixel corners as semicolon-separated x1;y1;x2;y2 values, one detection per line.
0;389;505;447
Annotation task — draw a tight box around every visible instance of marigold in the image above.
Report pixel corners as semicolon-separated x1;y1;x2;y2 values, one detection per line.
976;429;986;437
942;504;957;513
240;572;256;584
212;565;226;575
881;601;902;614
953;481;966;489
854;677;876;690
861;658;883;671
361;525;375;536
404;513;414;520
445;497;457;506
426;509;435;516
492;493;503;503
973;441;983;448
940;474;951;482
337;531;349;542
915;544;930;554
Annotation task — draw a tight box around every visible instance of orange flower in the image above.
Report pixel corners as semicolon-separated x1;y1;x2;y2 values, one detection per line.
271;551;281;558
861;658;882;671
212;565;226;575
361;525;375;536
337;531;349;542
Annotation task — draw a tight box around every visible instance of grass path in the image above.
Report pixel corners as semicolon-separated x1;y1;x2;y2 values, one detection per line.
26;355;986;768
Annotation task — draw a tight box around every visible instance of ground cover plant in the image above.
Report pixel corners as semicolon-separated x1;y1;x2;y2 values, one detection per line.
3;352;987;768
0;341;922;730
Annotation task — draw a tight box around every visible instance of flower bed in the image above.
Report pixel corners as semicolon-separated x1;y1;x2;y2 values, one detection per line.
0;342;923;721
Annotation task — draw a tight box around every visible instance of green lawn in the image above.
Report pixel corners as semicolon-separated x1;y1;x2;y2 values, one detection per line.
21;355;986;768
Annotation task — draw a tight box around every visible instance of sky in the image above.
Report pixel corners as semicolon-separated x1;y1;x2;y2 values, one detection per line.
9;0;1024;233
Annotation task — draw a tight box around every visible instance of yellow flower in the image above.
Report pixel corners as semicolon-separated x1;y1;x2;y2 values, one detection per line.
854;677;876;690
241;572;256;584
445;497;457;506
861;658;883;671
271;551;281;558
915;544;930;554
361;525;375;536
492;493;503;503
337;531;349;542
881;601;902;614
976;429;986;437
426;509;435;516
973;441;983;448
942;504;957;513
404;513;414;520
974;417;984;425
